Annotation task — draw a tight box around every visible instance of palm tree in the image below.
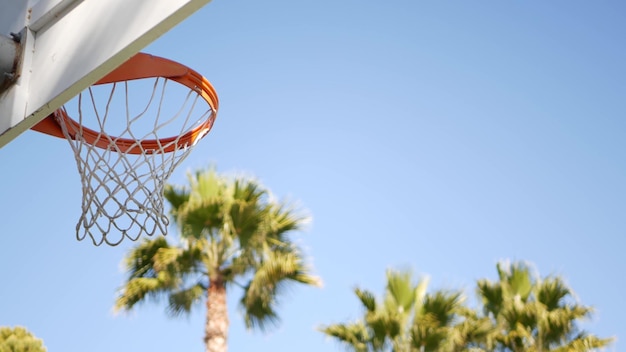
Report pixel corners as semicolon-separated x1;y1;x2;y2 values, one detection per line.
0;326;47;352
476;261;613;351
320;269;487;352
322;262;611;352
114;167;321;352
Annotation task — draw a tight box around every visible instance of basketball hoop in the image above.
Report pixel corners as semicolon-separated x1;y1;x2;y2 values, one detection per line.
32;53;219;246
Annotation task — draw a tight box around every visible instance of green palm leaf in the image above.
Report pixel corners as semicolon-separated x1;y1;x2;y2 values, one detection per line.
241;248;321;330
123;237;170;279
385;269;417;314
167;283;205;317
163;184;189;215
497;261;533;301
319;323;370;352
355;288;377;313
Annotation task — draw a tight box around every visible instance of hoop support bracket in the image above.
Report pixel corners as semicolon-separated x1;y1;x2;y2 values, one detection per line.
0;31;23;94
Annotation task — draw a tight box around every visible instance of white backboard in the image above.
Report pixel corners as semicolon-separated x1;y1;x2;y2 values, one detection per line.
0;0;212;148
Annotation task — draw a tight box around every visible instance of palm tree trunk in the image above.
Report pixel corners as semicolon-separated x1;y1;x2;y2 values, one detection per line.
205;277;229;352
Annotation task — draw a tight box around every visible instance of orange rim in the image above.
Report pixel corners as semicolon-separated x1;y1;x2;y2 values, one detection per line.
31;53;219;154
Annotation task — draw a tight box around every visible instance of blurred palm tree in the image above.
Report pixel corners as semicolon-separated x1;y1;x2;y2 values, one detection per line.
477;261;613;351
320;269;490;351
321;261;612;352
0;326;47;352
114;167;321;352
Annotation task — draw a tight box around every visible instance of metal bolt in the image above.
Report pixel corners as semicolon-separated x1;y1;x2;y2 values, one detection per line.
9;32;21;43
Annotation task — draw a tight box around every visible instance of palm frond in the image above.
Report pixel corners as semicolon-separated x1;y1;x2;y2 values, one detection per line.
167;168;230;241
116;236;207;314
476;279;503;317
189;167;224;205
264;202;310;245
385;269;418;314
229;196;267;248
454;314;495;348
123;237;170;279
410;322;449;352
355;288;377;313
178;200;225;240
420;290;464;327
225;252;256;279
240;248;321;330
167;283;206;317
367;315;396;350
551;332;614;351
114;277;168;312
239;283;279;331
153;246;183;271
319;323;371;352
163;184;190;217
176;244;207;275
232;177;266;203
497;261;533;301
536;276;570;311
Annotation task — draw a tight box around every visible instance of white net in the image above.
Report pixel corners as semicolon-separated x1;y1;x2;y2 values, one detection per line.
55;77;215;246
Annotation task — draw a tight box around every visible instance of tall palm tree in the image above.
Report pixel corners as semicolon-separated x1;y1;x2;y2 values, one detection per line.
114;167;321;352
320;269;488;352
476;261;613;351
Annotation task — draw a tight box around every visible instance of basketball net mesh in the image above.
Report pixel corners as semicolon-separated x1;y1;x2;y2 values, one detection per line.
54;78;214;246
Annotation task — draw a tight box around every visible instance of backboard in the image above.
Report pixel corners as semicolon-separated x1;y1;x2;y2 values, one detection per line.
0;0;213;149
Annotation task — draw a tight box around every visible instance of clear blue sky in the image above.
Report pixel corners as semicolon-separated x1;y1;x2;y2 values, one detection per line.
1;0;624;351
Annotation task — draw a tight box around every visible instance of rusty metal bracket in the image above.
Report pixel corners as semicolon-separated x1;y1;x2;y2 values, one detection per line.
0;29;24;94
